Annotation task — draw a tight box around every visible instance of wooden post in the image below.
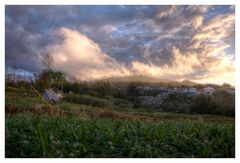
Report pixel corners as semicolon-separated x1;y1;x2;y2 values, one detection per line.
31;86;49;105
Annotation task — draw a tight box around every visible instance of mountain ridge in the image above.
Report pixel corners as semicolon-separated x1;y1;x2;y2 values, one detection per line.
96;75;199;86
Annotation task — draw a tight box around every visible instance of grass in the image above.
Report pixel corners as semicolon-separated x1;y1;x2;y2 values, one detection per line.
5;94;235;123
5;96;42;109
5;87;235;158
63;94;113;107
5;114;235;158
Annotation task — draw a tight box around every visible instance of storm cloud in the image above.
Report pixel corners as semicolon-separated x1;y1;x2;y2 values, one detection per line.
5;5;235;84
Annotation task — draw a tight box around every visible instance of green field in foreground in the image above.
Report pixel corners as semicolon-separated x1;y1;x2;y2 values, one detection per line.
5;114;235;158
5;88;235;158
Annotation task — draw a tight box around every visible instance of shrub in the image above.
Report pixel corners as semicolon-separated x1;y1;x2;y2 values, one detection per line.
161;91;234;117
213;90;235;117
89;82;113;97
113;98;133;108
63;95;112;107
161;93;192;113
190;91;235;117
191;95;216;114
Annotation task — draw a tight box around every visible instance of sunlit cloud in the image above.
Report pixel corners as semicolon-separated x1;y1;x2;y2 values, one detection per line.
132;12;235;85
49;25;234;85
191;15;203;29
157;6;177;18
51;28;130;80
5;5;235;85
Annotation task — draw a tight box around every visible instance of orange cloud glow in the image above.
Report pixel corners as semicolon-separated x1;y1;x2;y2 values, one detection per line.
49;10;234;86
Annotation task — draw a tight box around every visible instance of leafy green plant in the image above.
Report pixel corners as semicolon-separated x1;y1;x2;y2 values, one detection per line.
5;114;235;158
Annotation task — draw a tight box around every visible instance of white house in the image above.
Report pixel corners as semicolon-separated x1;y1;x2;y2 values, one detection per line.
203;87;215;95
187;88;197;96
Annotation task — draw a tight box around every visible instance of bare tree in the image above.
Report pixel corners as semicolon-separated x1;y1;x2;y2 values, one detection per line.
41;53;53;88
42;53;52;71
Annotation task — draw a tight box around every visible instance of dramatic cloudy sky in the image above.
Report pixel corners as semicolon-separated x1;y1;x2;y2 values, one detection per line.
5;5;235;85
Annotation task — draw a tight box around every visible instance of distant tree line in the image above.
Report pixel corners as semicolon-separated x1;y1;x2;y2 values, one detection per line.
5;70;235;117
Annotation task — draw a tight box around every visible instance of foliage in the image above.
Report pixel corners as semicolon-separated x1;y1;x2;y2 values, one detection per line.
213;90;235;117
191;91;235;117
5;115;235;158
161;93;192;113
191;94;217;114
161;92;235;117
112;98;133;109
62;82;81;94
89;82;113;97
63;94;112;107
6;81;33;92
34;70;67;91
127;83;138;97
5;87;235;158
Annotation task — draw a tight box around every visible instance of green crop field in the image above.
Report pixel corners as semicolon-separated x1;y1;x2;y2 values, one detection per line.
6;114;234;158
5;87;235;158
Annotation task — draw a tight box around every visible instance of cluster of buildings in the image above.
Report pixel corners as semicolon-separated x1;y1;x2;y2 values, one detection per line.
136;86;217;107
136;86;216;96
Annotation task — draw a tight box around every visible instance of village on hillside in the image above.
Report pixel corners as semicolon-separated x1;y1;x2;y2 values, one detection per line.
134;85;234;107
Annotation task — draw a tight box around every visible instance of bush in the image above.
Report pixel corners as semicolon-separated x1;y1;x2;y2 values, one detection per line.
63;95;112;107
161;93;192;113
190;91;235;117
161;91;234;117
127;83;139;100
213;90;235;117
190;95;217;114
89;82;113;97
113;98;133;108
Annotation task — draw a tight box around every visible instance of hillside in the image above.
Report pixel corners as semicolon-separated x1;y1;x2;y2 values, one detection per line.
99;75;171;83
98;75;200;86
